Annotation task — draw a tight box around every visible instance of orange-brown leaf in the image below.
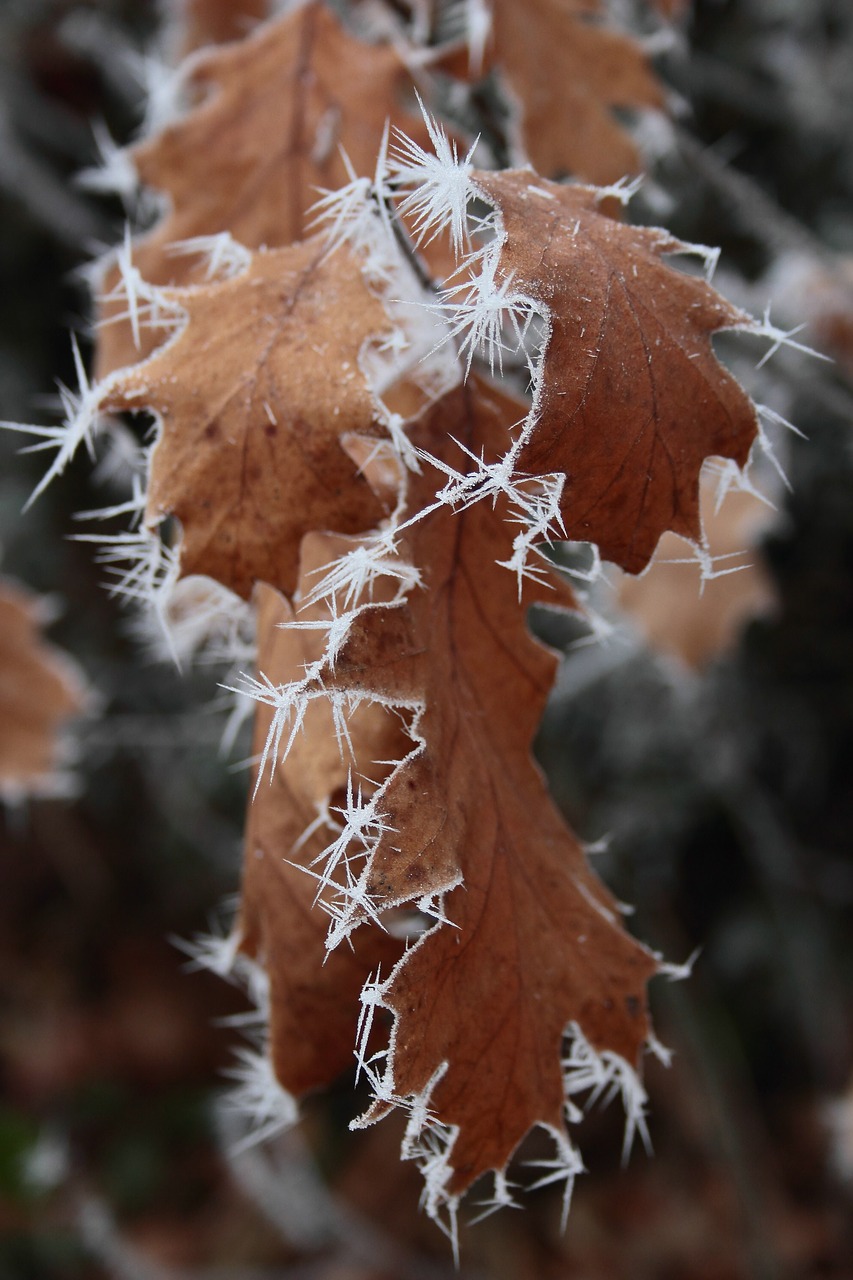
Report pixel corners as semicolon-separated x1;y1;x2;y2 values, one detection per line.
102;238;392;600
168;0;271;58
616;479;775;668
320;382;657;1193
474;170;759;573
488;0;665;184
0;581;85;797
240;583;406;1095
98;2;439;373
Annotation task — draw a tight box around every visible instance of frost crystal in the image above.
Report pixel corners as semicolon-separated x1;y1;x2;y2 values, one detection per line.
3;335;105;507
223;1046;298;1151
438;245;543;377
561;1022;651;1165
390;96;479;257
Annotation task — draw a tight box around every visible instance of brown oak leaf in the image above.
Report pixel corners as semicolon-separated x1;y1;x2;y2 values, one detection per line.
98;1;442;373
488;0;665;184
0;580;85;798
166;0;272;58
471;170;759;574
305;380;659;1197
239;582;407;1095
102;237;392;600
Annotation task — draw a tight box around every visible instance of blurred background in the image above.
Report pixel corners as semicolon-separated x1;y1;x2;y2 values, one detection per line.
1;1;852;1276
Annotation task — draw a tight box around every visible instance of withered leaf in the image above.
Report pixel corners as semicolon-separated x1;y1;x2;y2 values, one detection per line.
488;0;665;184
319;381;658;1194
167;0;271;58
0;580;85;797
474;170;759;574
103;237;392;600
99;1;440;373
240;583;406;1095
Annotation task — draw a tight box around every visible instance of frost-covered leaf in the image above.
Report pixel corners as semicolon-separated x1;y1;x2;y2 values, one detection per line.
97;1;444;372
102;238;393;599
304;381;659;1199
239;583;406;1095
463;170;759;573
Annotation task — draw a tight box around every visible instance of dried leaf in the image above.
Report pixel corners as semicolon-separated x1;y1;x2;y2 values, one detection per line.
616;479;776;668
473;170;759;573
99;2;440;372
315;381;658;1196
0;580;85;798
488;0;665;184
240;582;406;1095
103;238;392;599
167;0;271;57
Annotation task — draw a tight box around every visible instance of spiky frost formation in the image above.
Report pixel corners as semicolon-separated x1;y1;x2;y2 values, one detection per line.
299;772;392;912
72;525;180;617
99;228;185;354
560;1022;651;1165
127;575;256;669
388;94;479;258
344;962;664;1247
313;139;460;434
2;335;106;507
223;1045;299;1151
77;121;143;212
175;913;295;1151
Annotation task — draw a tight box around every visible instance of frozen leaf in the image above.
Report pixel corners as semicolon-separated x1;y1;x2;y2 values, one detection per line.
239;583;406;1095
488;0;665;184
467;170;759;574
102;238;393;599
0;581;85;800
98;2;444;372
312;381;658;1198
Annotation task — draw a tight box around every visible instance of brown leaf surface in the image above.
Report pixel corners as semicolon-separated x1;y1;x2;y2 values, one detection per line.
240;583;406;1096
103;238;392;600
616;480;775;668
167;0;272;58
0;580;84;796
320;381;658;1193
474;170;759;574
98;2;439;374
489;0;665;184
